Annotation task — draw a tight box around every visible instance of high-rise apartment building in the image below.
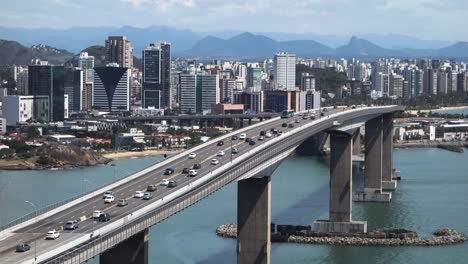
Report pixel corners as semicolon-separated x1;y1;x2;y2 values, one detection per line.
93;64;131;112
78;52;94;111
273;52;296;90
28;64;65;121
300;73;316;92
64;67;83;112
105;36;133;69
142;42;171;109
389;74;404;97
247;66;262;92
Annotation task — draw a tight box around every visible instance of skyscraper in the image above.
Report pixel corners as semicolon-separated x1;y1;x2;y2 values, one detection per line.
178;74;219;114
78;52;94;111
142;42;171;109
273;52;296;90
93;64;131;112
28;64;65;121
105;36;133;69
247;66;262;92
64;67;83;112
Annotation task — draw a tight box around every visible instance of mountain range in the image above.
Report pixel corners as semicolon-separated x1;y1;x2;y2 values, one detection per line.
1;29;468;65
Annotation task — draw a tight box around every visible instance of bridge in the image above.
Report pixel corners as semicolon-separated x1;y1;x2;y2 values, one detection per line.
0;105;404;264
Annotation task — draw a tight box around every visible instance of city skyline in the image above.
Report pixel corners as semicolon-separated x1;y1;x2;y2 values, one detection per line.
2;0;468;42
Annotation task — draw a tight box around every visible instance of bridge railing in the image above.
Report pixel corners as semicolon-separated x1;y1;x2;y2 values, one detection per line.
0;114;282;235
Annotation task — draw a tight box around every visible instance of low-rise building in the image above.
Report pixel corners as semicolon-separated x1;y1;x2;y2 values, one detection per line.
211;104;244;115
48;134;76;143
3;95;49;126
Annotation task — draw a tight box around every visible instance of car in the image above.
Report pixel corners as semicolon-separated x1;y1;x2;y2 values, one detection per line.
239;133;247;139
231;148;239;154
46;230;60;240
160;179;170;186
63;220;79;230
102;191;113;199
168;180;177;187
320;112;325;117
249;140;256;145
16;243;31;252
231;135;239;140
104;195;115;203
288;123;294;128
188;152;197;159
164;168;175;175
265;132;272;138
134;191;144;198
310;116;316;120
92;210;103;219
258;136;265;141
217;150;225;156
278;130;283;135
98;213;111;222
272;129;278;134
117;199;128;207
217;141;224;146
270;127;276;132
182;167;190;173
211;159;219;165
303;116;309;120
295;119;300;123
282;123;288;127
147;184;157;192
259;131;266;136
142;193;153;200
188;169;198;177
245;137;252;143
193;163;202;169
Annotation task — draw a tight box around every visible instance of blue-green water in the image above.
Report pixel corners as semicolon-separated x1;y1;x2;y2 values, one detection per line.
434;107;468;115
0;149;467;263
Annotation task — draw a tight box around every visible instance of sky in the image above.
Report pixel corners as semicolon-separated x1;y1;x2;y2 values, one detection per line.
1;0;468;41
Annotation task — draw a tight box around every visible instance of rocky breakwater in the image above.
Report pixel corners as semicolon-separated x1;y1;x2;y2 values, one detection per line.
216;224;466;247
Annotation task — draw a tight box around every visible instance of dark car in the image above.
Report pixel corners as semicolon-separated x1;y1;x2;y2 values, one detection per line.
182;168;190;173
259;131;266;136
249;140;256;146
231;135;239;140
310;116;316;120
288;123;294;128
320;112;325;117
16;243;31;252
63;220;79;230
245;137;252;143
168;180;177;188
281;123;288;127
217;141;224;146
270;127;275;132
147;184;157;192
272;129;278;134
98;213;111;222
193;163;202;169
164;168;175;175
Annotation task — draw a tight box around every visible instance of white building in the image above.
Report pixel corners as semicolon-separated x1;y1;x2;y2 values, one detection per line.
273;52;296;90
3;95;49;125
78;52;95;111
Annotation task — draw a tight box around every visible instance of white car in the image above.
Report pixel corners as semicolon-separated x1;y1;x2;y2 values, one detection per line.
46;230;60;240
104;195;115;203
217;151;225;156
239;133;246;139
188;169;198;176
211;159;219;165
102;191;113;199
188;153;197;159
134;191;144;198
265;132;272;138
258;136;265;141
92;210;103;219
160;179;170;186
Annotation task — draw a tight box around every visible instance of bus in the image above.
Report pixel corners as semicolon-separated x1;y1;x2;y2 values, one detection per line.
281;110;295;118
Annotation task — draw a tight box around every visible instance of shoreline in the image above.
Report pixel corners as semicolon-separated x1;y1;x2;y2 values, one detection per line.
102;149;183;160
406;105;468;114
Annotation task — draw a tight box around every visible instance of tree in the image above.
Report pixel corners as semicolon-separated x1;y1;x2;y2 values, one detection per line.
26;126;40;139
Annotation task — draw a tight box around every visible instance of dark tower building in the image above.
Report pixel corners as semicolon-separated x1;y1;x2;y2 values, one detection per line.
142;42;171;109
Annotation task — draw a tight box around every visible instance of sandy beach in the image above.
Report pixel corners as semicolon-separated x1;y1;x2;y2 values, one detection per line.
407;105;468;114
102;149;183;159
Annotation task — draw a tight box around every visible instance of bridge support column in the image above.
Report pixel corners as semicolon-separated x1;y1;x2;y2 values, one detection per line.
354;116;391;202
314;132;367;233
382;113;397;191
100;228;149;264
352;129;361;156
239;118;244;128
237;176;271;264
248;118;252;126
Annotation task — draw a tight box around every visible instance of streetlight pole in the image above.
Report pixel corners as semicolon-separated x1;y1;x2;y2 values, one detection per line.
230;138;233;163
25;201;37;262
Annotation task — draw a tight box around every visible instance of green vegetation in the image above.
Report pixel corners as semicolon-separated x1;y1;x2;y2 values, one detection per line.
296;64;348;93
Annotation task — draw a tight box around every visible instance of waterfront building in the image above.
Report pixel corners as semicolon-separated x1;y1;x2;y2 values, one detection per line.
93;64;131;112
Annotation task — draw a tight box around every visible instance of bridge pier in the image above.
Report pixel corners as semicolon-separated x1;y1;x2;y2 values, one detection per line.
100;228;149;264
382;113;397;191
352;129;361;156
314;131;367;233
354;116;392;202
237;176;271;264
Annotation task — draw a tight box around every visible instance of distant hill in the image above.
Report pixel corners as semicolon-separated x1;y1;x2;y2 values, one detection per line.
185;32;334;58
0;40;74;65
336;36;401;57
435;42;468;58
